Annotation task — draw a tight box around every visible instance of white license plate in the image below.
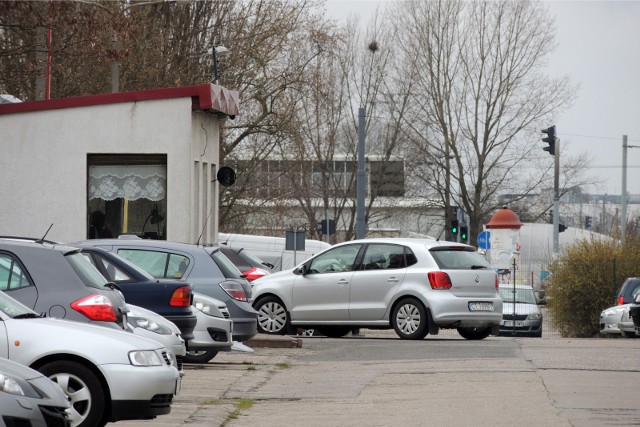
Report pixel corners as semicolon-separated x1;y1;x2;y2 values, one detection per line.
468;302;494;312
503;320;525;327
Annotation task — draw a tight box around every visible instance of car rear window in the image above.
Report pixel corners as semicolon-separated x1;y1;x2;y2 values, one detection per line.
429;246;492;270
65;252;110;289
210;250;244;279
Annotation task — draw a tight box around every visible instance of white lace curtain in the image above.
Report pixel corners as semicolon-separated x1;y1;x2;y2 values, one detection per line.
89;165;166;201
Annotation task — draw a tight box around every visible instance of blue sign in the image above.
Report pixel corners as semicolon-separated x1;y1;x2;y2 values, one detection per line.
477;231;491;249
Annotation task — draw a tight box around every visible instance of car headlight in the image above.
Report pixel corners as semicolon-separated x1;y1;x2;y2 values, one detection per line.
0;373;25;396
527;312;542;321
603;308;625;317
129;350;163;366
193;295;223;318
128;316;173;335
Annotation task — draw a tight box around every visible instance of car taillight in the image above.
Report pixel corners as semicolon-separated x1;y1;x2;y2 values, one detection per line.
71;294;117;322
617;296;625;305
170;286;192;307
428;272;452;290
219;282;248;301
496;275;499;290
243;266;270;282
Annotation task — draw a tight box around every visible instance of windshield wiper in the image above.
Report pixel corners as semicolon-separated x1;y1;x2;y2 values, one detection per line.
13;313;42;319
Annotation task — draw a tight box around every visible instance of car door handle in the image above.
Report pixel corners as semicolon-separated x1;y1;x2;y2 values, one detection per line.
337;279;349;286
387;277;399;283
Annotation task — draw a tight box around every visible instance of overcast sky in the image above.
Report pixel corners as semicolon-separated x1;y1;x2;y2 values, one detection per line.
325;0;640;196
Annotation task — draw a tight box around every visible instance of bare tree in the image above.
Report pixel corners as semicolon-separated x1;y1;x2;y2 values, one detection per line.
390;0;584;242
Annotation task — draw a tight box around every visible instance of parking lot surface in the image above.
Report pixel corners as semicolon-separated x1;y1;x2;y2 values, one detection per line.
112;330;640;426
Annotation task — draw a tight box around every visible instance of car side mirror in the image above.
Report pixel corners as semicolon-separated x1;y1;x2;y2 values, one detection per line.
294;263;309;276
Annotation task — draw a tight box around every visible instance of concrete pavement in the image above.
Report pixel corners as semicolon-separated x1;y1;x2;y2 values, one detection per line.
112;331;640;427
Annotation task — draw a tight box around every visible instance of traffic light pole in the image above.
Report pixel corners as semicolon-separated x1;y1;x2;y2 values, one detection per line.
553;138;560;254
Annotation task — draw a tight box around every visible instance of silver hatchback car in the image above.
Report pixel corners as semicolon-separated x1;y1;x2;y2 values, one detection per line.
252;238;502;340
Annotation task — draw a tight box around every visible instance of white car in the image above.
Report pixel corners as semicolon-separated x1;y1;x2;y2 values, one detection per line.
600;304;632;336
0;291;179;427
252;238;502;340
0;357;70;426
185;293;234;363
127;304;186;373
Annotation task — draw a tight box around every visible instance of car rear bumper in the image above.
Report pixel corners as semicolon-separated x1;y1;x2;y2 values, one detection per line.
427;295;503;328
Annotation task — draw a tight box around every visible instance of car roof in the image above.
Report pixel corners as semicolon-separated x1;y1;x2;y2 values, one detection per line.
0;238;80;255
74;237;207;252
338;238;473;250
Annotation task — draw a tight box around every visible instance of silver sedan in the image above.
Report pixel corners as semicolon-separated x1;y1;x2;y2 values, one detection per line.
0;291;179;427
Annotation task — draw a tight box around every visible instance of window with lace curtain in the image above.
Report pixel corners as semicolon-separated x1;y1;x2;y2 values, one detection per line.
87;155;167;239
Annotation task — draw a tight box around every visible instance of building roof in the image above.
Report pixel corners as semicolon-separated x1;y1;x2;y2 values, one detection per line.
0;84;239;117
486;207;523;229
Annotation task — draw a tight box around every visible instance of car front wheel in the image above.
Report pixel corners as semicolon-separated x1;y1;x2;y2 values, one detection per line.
457;326;492;340
391;297;429;340
39;360;106;427
255;296;290;335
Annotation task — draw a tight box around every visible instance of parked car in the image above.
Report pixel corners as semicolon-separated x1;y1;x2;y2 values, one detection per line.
219;245;274;282
72;245;197;342
616;277;640;305
185;292;234;364
497;284;543;337
251;238;502;340
0;290;180;427
600;304;628;336
630;294;640;335
75;238;258;341
0;238;128;330
0;357;70;426
618;305;638;338
127;304;187;373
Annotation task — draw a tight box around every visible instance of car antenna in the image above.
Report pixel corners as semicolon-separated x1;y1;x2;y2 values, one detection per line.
196;212;211;246
435;227;445;241
36;223;53;243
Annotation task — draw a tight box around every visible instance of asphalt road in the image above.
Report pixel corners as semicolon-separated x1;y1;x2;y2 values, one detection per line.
114;330;640;427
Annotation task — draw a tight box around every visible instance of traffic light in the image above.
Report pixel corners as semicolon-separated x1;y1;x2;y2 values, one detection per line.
541;125;556;156
585;216;592;229
559;224;567;233
460;226;468;241
451;219;459;236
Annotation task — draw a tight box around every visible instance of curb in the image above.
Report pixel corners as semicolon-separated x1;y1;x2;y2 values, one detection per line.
245;334;303;348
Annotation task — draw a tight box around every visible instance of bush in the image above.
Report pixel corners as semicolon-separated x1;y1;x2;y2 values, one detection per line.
547;235;640;337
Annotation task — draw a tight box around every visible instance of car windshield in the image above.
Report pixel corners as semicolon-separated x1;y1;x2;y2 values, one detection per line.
0;291;38;318
429;246;491;270
499;287;537;304
65;252;110;289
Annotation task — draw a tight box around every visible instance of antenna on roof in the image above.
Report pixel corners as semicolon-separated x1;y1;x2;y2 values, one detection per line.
196;212;211;246
36;224;53;244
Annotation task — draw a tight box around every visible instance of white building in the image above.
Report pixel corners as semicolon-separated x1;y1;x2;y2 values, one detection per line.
0;84;239;244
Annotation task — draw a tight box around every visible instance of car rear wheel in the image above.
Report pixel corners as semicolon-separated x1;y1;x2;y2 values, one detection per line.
316;326;352;338
457;326;492;340
255;296;290;335
392;298;429;340
184;349;219;363
39;360;106;427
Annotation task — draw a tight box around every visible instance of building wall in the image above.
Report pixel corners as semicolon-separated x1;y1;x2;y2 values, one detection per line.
0;97;220;244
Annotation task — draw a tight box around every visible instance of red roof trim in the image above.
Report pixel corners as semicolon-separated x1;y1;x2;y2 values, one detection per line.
0;84;240;117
